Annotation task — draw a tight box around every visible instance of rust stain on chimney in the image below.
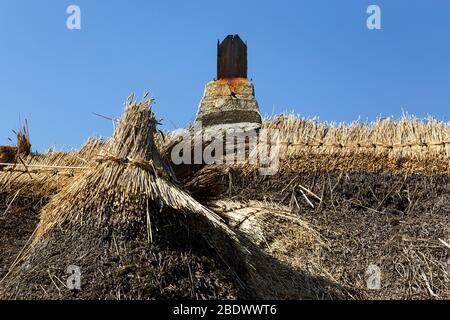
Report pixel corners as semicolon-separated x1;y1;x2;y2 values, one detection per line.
214;78;249;95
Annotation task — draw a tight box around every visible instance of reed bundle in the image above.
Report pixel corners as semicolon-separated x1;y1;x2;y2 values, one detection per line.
34;99;238;244
0;97;253;300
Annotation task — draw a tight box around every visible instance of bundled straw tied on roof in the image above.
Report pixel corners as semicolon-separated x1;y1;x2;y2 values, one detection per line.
33;98;242;242
0;98;249;299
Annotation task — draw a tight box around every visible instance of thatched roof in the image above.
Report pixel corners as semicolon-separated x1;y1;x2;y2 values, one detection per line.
263;115;450;175
1;100;449;300
35;98;234;242
0;97;249;300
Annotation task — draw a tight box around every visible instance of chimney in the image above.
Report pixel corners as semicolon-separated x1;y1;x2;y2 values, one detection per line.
195;35;262;130
217;35;247;79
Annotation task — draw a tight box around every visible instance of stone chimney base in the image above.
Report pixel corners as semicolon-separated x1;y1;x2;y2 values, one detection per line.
195;78;262;130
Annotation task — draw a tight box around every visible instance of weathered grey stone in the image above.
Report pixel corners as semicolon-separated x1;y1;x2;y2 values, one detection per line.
195;78;262;129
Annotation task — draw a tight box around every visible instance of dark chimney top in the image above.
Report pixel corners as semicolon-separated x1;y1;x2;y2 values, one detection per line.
217;35;247;79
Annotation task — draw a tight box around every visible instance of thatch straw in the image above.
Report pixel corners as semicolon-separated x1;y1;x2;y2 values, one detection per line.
0;138;104;198
159;115;449;179
208;199;352;299
263;115;449;175
25;99;250;292
0;122;31;171
15;121;31;157
222;170;450;299
1;98;250;300
35;99;236;242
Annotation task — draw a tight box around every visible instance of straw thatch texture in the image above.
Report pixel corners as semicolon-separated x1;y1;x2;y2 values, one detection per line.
0;123;31;171
34;100;235;241
159;115;449;182
0;99;247;299
0;138;104;198
208;199;352;299
224;170;450;299
1;107;448;300
263;115;449;175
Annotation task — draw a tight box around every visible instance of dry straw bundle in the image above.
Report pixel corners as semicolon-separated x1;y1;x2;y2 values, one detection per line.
0;97;252;299
0;122;31;170
35;98;239;243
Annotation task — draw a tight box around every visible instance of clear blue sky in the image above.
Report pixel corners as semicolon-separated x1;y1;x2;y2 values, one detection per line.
1;0;449;151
